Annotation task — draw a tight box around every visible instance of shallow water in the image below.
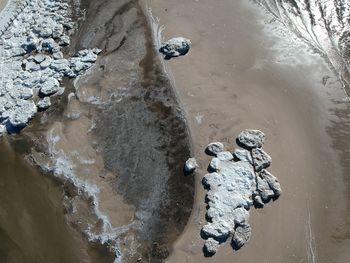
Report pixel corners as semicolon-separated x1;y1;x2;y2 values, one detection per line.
0;138;88;263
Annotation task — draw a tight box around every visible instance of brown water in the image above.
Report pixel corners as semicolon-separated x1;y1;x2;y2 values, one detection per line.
0;138;90;263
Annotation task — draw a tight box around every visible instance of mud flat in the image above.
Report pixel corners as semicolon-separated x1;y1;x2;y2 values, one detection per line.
144;0;350;262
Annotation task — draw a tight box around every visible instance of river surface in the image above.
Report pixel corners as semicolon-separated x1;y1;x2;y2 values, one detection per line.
0;138;86;263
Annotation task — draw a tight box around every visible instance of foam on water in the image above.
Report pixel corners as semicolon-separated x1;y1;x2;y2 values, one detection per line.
47;127;139;263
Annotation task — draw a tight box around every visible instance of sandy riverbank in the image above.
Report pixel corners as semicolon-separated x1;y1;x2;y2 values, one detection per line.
144;0;350;262
0;0;7;12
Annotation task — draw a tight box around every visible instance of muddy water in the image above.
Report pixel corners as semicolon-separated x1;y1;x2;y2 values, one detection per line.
0;138;89;263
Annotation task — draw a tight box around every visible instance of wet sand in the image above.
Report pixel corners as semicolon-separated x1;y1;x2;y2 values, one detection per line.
144;0;350;262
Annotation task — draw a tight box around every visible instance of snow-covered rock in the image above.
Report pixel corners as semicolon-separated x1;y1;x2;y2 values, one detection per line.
231;224;251;250
251;148;272;172
37;97;51;110
217;151;234;162
202;131;281;255
237;129;265;149
184;157;198;174
206;142;224;156
159;37;191;58
204;238;220;255
6;100;37;128
39;78;60;96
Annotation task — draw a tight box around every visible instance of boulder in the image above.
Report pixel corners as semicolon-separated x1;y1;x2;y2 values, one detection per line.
201;221;232;242
59;35;70;46
237;129;265;149
217;151;234;162
232;207;250;226
69;57;89;74
41;38;60;53
78;49;98;63
33;54;47;63
52;24;64;38
40;56;52;69
251;148;272;172
206;142;224;156
159;37;191;58
184;157;198;174
8;85;33;100
50;59;70;74
21;35;39;53
36;97;51;110
203;238;219;256
231;224;251;250
39;78;60;96
25;61;41;71
7;100;37;128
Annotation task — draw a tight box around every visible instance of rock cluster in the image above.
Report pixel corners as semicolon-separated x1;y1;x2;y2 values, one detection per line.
159;37;191;59
0;0;101;133
201;129;281;256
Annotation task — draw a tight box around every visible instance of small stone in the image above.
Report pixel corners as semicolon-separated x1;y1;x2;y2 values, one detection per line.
251;148;272;172
184;158;198;174
231;224;251;250
206;142;224;156
204;238;219;256
217;151;234;162
159;37;191;58
237;129;265;149
33;54;47;63
37;97;51;110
